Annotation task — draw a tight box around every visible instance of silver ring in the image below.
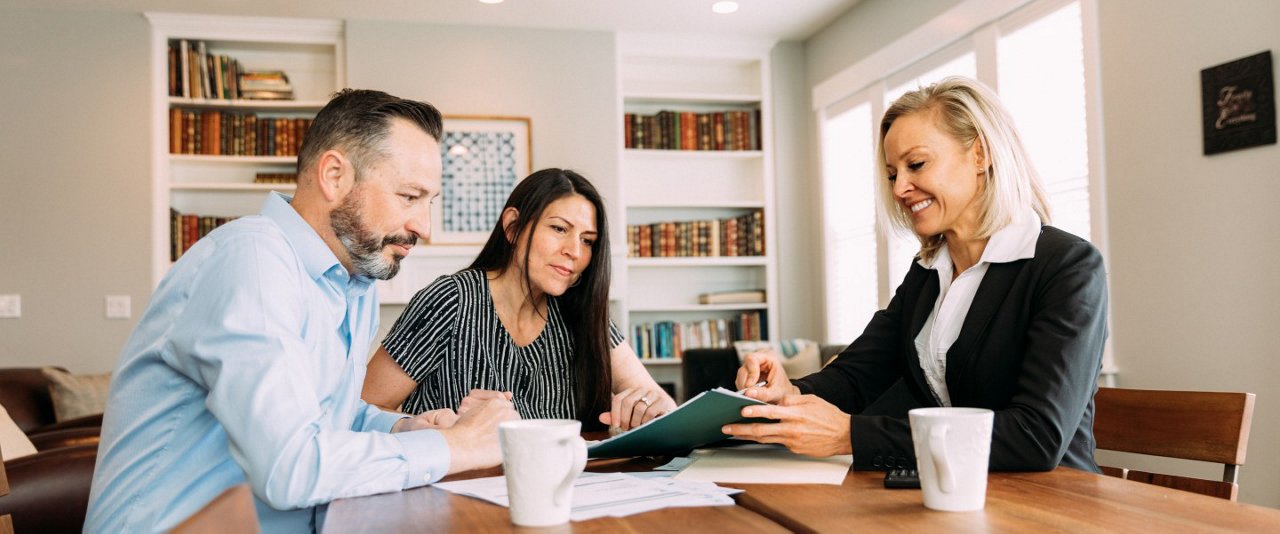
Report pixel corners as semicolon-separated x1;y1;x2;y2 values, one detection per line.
639;396;651;406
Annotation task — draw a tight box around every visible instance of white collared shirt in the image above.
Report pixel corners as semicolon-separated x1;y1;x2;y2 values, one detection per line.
913;208;1042;406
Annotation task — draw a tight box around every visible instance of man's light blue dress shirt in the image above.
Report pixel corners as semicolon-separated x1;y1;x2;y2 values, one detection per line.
85;193;450;532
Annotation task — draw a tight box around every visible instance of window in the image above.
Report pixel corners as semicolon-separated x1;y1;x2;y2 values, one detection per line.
817;0;1102;343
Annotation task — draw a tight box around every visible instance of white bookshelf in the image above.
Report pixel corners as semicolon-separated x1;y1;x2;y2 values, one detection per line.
146;13;344;287
615;34;779;398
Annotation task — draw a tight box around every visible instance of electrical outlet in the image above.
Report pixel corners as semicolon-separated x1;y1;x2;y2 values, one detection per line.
0;294;19;318
105;295;132;319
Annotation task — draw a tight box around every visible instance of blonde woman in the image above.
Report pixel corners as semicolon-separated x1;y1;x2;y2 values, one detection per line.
726;77;1107;472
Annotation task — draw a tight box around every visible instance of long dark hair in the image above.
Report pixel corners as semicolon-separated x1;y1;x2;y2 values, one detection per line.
467;168;613;429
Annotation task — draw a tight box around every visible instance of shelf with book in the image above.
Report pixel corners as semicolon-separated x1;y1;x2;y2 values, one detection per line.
170;183;297;192
630;303;768;313
168;97;329;111
615;36;778;399
147;13;344;283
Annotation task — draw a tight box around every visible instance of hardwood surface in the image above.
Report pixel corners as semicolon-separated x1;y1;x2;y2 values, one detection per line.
324;455;786;533
327;460;1280;533
729;468;1280;532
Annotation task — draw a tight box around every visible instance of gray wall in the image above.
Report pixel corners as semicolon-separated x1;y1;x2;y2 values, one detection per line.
771;41;821;341
344;21;619;344
345;22;618;203
803;0;1280;507
0;13;622;371
1092;0;1280;508
805;0;961;88
0;8;152;372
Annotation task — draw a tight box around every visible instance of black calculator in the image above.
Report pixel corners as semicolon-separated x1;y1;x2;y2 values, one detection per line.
883;468;921;489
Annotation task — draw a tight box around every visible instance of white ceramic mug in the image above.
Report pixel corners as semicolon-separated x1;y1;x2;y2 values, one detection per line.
908;407;994;512
498;419;588;527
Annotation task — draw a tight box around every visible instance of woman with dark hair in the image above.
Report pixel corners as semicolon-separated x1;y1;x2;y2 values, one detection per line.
362;168;676;432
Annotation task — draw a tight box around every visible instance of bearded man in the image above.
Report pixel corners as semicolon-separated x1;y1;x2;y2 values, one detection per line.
86;89;518;532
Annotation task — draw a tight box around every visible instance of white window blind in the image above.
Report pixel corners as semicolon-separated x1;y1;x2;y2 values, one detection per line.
997;1;1090;241
821;100;879;344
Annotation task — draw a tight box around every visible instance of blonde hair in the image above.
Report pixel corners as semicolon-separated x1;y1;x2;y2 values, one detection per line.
876;76;1051;262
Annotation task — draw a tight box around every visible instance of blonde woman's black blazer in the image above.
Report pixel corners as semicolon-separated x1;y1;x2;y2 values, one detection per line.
795;226;1107;472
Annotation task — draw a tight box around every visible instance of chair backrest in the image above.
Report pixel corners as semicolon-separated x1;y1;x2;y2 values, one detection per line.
172;484;259;533
1093;387;1255;500
681;348;740;400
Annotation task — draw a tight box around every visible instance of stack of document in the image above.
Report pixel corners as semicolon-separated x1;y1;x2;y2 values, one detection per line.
435;472;741;521
675;443;853;485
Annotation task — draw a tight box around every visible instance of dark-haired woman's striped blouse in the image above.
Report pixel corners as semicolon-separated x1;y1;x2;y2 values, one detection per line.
382;269;623;419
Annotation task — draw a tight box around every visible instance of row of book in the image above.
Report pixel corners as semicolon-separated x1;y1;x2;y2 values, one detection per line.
170;209;236;261
632;311;766;360
169;109;312;156
623;109;761;151
627;210;764;258
255;172;298;184
167;40;295;100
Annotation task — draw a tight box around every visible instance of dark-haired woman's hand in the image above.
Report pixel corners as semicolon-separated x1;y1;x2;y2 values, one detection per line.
598;386;677;434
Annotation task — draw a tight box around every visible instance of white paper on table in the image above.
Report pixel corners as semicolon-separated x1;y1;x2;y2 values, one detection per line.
673;443;853;485
654;456;695;471
434;471;741;521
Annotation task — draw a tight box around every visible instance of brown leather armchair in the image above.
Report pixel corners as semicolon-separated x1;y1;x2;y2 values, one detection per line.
0;368;102;533
1;445;98;534
0;368;103;438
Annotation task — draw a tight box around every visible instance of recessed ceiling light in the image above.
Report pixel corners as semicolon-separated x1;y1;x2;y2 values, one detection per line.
479;0;503;4
712;1;739;14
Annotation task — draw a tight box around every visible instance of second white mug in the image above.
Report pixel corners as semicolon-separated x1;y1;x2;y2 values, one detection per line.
908;407;994;512
498;419;588;527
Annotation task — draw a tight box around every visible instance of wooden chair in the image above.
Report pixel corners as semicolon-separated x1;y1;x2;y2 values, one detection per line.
1;444;12;534
1093;387;1255;500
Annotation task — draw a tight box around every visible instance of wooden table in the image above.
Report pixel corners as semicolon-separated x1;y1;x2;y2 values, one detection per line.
326;460;1280;533
323;456;786;533
731;468;1280;532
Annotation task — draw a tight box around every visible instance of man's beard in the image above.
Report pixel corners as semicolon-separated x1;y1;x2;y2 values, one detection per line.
330;190;416;280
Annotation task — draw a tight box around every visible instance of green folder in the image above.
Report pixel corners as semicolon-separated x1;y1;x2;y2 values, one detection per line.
588;387;773;458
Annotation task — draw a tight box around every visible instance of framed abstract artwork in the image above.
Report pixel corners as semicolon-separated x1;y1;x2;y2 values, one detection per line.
431;116;532;244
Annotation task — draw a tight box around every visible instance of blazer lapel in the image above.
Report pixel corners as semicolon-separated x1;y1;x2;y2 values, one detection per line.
904;272;940;400
947;260;1024;374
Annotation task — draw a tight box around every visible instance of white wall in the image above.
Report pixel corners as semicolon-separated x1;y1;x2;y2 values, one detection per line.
343;21;619;343
0;8;152;373
771;41;822;341
0;12;623;369
803;0;1280;508
1092;0;1280;507
805;0;961;88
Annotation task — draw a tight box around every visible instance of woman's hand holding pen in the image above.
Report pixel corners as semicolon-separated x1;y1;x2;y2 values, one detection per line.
735;350;799;403
598;386;677;434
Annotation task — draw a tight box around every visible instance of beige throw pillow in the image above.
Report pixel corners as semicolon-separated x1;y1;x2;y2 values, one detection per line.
733;339;823;379
41;367;112;421
0;402;39;460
